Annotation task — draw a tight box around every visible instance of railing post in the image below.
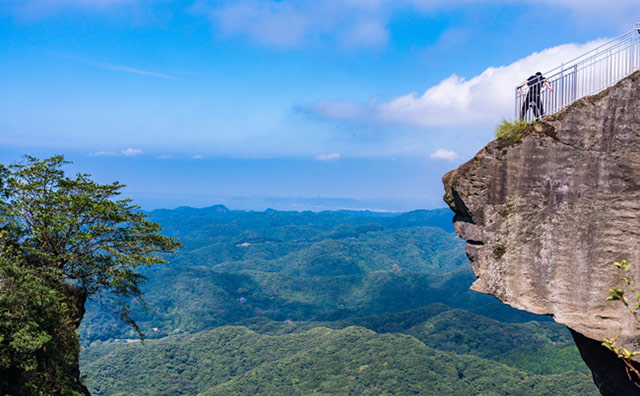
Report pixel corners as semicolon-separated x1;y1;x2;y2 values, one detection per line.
560;63;564;109
633;24;638;72
630;26;634;73
514;23;640;121
571;65;578;102
514;86;518;120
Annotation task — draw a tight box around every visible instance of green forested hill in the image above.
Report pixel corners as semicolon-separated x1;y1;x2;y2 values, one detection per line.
80;208;538;342
79;207;598;395
82;325;597;396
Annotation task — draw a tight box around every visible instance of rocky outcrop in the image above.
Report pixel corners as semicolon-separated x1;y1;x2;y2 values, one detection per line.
442;70;640;395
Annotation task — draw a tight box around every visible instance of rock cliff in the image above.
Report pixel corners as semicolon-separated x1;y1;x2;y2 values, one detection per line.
442;70;640;395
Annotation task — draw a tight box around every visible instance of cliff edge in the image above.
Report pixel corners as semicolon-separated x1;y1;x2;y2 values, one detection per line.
442;70;640;395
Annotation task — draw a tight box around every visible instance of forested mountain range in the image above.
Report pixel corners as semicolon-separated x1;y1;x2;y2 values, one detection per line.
80;207;598;395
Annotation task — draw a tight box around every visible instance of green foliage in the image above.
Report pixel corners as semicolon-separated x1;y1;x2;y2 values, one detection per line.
0;156;180;395
606;260;637;315
0;257;84;396
495;120;531;142
493;245;506;259
497;345;587;376
0;155;181;337
80;209;475;342
81;325;598;396
603;260;640;380
79;207;596;395
404;309;586;374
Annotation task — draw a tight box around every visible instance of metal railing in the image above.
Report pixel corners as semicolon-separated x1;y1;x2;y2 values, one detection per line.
516;23;640;122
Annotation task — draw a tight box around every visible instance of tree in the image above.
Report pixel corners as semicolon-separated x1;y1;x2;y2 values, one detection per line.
0;257;85;395
0;155;181;337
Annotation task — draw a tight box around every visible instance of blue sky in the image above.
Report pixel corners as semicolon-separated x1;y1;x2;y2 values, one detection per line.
1;1;638;210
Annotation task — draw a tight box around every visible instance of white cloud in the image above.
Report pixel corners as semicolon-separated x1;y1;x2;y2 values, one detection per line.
342;19;389;48
309;38;607;128
316;153;341;161
529;0;640;28
192;0;391;48
9;0;640;37
88;150;117;156
429;149;458;160
307;100;370;121
193;154;204;159
89;148;145;157
191;0;640;49
403;0;640;24
121;148;143;156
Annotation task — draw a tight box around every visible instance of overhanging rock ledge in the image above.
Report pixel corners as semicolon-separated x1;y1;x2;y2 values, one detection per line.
442;70;640;395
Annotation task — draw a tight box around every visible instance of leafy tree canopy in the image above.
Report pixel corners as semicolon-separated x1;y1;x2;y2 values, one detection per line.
0;257;84;395
0;155;181;337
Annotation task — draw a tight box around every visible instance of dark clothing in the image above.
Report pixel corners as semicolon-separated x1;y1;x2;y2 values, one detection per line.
522;91;543;119
521;74;547;119
527;74;545;95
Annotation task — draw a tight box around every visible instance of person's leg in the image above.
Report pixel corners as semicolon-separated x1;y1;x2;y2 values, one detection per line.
530;96;540;118
521;94;531;120
536;95;544;117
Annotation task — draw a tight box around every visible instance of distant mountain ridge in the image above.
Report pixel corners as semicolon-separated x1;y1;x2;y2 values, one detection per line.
79;207;598;395
146;196;439;212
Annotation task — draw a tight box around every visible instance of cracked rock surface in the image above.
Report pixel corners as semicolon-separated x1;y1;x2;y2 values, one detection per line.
442;71;640;394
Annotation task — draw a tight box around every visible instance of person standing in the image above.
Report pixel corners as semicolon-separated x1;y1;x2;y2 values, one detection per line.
519;72;554;120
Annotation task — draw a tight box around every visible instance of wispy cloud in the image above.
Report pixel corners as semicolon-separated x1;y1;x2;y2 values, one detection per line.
8;0;640;40
316;153;340;161
95;62;172;79
88;148;144;157
6;0;149;20
193;154;204;159
429;149;458;160
51;52;173;79
527;0;640;28
303;100;370;122
191;0;391;49
88;150;118;156
15;0;138;7
121;148;144;156
190;0;640;49
304;38;607;128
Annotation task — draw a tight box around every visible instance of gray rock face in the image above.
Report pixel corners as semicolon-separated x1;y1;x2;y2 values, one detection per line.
442;71;640;374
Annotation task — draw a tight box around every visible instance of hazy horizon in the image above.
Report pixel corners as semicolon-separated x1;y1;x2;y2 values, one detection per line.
143;196;448;213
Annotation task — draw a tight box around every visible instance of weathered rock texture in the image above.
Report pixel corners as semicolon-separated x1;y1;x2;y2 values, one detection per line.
443;70;640;395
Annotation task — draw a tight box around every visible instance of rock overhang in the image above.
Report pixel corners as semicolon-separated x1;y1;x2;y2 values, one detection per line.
442;70;640;350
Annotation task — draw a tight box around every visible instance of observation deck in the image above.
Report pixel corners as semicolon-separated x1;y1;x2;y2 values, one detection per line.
517;23;640;122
